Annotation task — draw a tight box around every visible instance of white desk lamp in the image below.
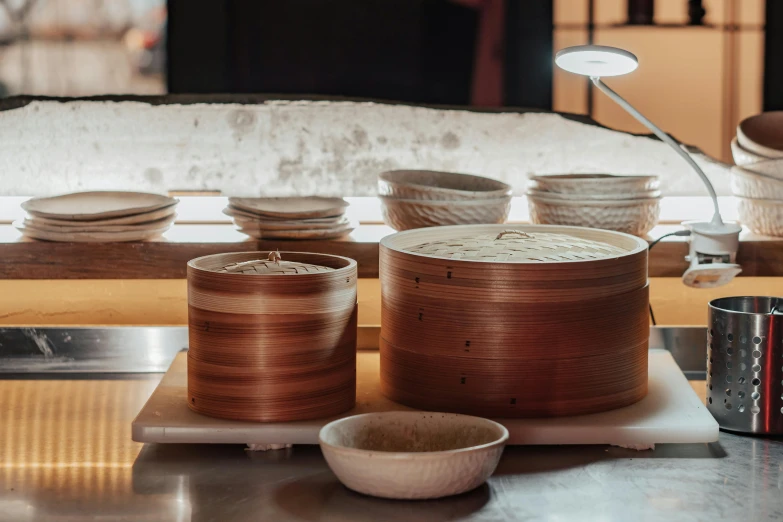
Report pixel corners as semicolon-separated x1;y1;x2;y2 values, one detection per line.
555;45;741;288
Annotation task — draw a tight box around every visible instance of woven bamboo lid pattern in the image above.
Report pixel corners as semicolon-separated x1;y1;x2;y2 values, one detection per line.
404;229;629;263
213;252;334;275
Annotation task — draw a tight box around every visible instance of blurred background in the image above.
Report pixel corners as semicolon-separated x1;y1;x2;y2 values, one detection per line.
0;0;165;96
0;0;776;163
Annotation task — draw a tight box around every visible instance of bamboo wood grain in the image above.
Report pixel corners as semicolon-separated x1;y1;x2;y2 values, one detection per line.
187;251;358;422
381;263;647;300
381;287;649;360
379;224;650;418
380;338;648;417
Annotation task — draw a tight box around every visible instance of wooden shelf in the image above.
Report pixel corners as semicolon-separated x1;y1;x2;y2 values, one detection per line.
0;222;781;279
0;224;384;279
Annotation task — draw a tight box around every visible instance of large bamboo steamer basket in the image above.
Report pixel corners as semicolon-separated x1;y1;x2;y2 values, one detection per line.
380;339;648;417
187;251;358;422
379;225;649;418
382;285;649;359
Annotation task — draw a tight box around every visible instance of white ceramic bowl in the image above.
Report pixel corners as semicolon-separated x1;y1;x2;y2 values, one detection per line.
378;170;512;201
526;188;661;201
527;174;659;195
527;194;660;237
738;158;783;180
737;196;783;237
730;166;783;199
737;112;783;159
319;411;508;500
731;137;770;166
380;195;511;231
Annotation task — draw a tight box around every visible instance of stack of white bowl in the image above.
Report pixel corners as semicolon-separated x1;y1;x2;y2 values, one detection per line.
224;197;354;239
378;170;512;231
731;112;783;236
526;174;661;236
17;191;178;242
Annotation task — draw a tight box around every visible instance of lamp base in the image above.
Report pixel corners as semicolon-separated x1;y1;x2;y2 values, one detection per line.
681;220;742;289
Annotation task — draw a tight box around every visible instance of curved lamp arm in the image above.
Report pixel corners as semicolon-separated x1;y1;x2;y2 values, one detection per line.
591;77;723;225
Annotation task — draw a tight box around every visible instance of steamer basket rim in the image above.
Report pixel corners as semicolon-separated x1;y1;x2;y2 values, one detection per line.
188;251;358;274
380;224;648;264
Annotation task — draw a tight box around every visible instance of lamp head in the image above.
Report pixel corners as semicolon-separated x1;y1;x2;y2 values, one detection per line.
555;45;638;77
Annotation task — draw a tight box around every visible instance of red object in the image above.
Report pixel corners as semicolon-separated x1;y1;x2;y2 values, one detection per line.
455;0;505;106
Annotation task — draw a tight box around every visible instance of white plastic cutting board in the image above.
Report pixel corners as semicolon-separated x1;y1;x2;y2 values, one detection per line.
132;349;718;446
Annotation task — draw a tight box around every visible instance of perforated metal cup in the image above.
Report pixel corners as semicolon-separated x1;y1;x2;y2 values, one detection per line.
707;296;783;435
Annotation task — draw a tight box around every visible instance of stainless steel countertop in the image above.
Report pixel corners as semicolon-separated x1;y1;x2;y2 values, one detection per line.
1;376;782;521
0;327;781;521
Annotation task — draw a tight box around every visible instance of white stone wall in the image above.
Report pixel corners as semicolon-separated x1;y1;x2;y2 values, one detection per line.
0;100;731;197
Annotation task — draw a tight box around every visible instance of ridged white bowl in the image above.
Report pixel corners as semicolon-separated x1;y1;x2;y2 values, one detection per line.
527;174;659;195
731;137;771;166
527;194;660;237
319;412;508;500
526;188;661;201
737;196;783;237
730;166;783;199
737;158;783;180
380;195;511;231
379;170;512;201
737;112;783;159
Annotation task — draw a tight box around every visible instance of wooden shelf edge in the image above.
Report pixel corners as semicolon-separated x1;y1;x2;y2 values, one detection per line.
0;225;781;279
0;240;380;279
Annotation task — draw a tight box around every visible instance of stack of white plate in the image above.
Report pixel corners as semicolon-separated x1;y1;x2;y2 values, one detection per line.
731;112;783;236
17;191;178;242
526;174;661;236
378;170;512;231
224;197;354;239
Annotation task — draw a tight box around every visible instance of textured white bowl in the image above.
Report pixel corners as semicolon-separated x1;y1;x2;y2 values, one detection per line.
730;166;783;199
319;412;508;500
738;158;783;180
731;137;771;166
237;225;355;240
737;196;783;237
737;112;783;159
380;195;511;231
527;174;659;195
378;170;512;201
14;220;171;242
526;188;661;201
527;194;660;237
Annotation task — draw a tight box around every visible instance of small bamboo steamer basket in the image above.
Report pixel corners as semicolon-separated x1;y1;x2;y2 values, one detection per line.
379;224;650;418
187;251;358;422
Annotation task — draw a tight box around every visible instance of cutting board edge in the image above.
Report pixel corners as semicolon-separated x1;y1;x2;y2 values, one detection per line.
131;350;719;446
132;423;721;446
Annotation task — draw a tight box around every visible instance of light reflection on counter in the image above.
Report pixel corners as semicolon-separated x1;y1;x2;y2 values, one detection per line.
0;378;173;520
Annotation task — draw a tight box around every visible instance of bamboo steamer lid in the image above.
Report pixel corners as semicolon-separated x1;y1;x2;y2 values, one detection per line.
379;224;649;418
187;251;358;422
212;252;336;275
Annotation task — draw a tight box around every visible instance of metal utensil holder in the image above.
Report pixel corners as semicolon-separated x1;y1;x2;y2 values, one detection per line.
707;296;783;435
